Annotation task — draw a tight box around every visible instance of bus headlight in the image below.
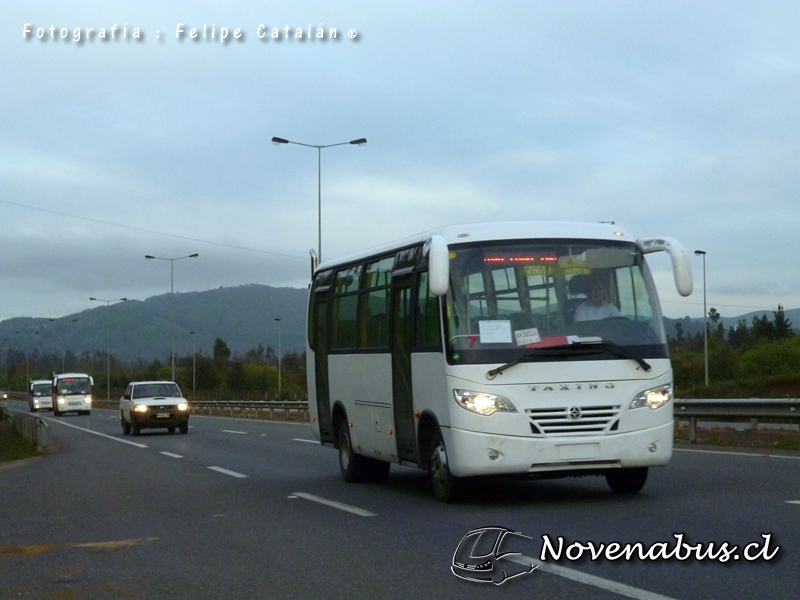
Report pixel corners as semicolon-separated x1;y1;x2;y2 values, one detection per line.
85;395;92;404
57;397;66;405
454;390;517;416
630;384;672;410
134;404;149;413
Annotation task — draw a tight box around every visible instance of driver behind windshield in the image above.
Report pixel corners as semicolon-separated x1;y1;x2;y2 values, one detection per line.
573;278;620;322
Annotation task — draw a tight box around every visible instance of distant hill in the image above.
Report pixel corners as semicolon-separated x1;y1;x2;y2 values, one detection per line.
1;284;308;364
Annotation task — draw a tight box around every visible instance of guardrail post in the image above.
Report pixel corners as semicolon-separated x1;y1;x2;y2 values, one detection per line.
37;419;50;452
689;417;697;443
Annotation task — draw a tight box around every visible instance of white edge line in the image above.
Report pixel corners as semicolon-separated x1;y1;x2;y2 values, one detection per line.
221;430;248;434
208;466;248;478
509;555;678;600
787;501;800;504
160;452;183;458
674;448;800;460
42;417;148;448
292;492;376;517
293;438;320;444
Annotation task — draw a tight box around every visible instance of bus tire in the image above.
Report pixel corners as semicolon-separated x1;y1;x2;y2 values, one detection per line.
606;467;648;494
338;424;369;483
429;431;461;503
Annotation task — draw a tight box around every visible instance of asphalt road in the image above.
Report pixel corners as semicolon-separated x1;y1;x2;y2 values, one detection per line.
1;402;798;599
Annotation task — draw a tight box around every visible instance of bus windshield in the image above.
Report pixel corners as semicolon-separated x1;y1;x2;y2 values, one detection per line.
444;238;667;365
31;383;50;396
56;378;92;395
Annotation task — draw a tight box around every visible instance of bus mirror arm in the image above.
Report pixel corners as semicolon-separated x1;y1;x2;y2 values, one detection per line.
637;236;694;297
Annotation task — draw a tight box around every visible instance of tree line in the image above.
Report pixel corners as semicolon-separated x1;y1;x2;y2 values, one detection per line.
2;337;307;401
669;304;799;395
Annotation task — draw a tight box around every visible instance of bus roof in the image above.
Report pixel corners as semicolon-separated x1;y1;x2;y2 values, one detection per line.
317;221;635;272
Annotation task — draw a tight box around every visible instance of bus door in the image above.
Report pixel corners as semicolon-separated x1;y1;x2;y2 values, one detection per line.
391;274;417;462
313;292;334;444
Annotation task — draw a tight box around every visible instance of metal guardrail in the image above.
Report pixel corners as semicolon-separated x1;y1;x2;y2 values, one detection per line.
674;398;800;443
0;403;50;452
189;400;310;421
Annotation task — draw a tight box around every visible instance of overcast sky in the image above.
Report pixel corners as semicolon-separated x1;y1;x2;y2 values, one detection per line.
3;1;799;324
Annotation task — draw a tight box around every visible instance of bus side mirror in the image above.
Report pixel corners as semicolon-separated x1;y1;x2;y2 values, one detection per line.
427;235;449;296
637;236;694;297
89;377;95;387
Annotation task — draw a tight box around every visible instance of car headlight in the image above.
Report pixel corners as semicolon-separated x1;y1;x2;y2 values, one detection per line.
133;404;149;413
177;403;188;411
630;384;672;410
454;389;517;416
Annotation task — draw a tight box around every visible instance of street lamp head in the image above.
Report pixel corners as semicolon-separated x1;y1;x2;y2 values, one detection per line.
694;250;706;256
272;136;289;145
145;255;154;259
350;138;367;146
189;253;199;258
89;297;97;301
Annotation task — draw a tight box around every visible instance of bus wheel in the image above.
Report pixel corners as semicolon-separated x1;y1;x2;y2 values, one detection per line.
338;425;368;483
606;467;648;494
429;431;461;503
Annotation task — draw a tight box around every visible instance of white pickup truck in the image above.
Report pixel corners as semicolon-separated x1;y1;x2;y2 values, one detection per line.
119;380;190;435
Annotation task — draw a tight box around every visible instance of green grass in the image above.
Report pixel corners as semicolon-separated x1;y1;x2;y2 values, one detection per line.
0;417;40;462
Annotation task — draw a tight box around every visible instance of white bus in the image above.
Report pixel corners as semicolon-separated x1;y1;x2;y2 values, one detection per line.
52;372;94;416
29;379;53;412
306;221;692;502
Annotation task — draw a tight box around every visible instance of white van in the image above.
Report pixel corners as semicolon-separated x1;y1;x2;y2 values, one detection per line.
29;379;53;412
52;373;94;416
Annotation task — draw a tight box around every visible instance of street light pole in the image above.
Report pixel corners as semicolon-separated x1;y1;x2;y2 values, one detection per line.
89;297;127;401
63;318;78;372
694;250;708;386
274;318;282;400
190;331;196;400
14;331;28;392
271;136;367;263
145;253;199;381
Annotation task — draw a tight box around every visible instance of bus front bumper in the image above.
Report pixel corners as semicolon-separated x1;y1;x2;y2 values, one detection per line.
443;422;673;478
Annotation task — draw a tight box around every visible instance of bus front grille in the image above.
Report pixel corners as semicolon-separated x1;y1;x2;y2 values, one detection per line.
526;405;621;436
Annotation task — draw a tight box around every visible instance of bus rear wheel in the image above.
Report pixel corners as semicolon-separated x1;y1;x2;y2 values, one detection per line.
606;467;648;494
338;424;370;483
429;431;461;503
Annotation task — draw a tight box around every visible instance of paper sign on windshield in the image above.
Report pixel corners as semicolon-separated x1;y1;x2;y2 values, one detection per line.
514;327;541;346
479;320;513;344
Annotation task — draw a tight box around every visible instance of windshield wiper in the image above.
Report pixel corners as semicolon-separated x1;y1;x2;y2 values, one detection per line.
486;340;651;379
487;345;581;379
571;340;651;372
